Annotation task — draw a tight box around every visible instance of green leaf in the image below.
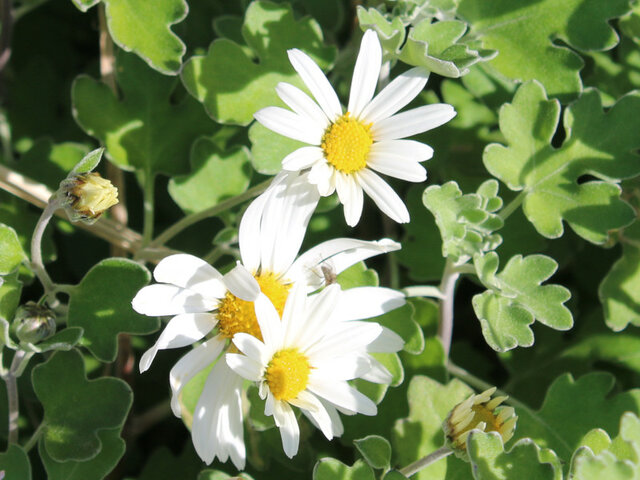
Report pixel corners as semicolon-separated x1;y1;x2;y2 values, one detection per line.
40;428;125;480
69;147;104;177
72;0;187;75
22;327;83;353
72;51;215;177
467;432;560;480
247;384;275;431
0;274;22;327
514;372;640;463
571;450;636;479
16;139;89;190
32;349;132;462
354;435;392;470
484;81;639;244
458;0;630;100
181;0;336;125
248;121;305;175
198;471;254;480
336;261;379;289
68;258;157;362
599;222;640;331
0;224;27;275
168;138;251;214
134;446;204;480
393;376;472;480
357;7;406;56
0;445;31;480
376;301;425;355
313;458;375;480
423;180;503;265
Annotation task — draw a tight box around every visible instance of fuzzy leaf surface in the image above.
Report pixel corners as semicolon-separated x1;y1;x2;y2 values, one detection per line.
313;459;375;480
0;224;27;275
354;435;392;470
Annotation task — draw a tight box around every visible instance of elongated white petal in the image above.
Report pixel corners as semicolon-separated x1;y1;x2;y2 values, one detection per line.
153;254;226;300
273;400;300;458
288;238;400;290
254;106;322;145
311;354;371;381
348;30;382;117
360;67;429;123
306;322;382;361
281;282;308;347
254;293;283;351
360;355;393;384
335;172;364;227
230;332;268;364
367;154;427;182
223;264;259;301
308;378;377;415
225;352;263;381
296;392;335;439
288;49;342;121
357;169;410;223
169;336;226;417
334;286;405;321
369;326;404;353
282;146;325;171
372;103;456;141
308;161;334;196
295;284;341;350
369;139;434;162
132;284;217;316
276;82;330;129
140;313;216;373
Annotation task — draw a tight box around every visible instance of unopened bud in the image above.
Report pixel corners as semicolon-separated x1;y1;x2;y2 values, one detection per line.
12;301;56;344
443;387;517;460
61;172;118;224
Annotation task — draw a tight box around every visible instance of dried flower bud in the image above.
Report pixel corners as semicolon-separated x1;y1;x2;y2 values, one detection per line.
61;172;118;224
12;301;56;344
443;387;517;460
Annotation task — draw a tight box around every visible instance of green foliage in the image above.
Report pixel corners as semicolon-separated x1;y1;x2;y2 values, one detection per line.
32;349;132;462
0;445;31;480
484;81;639;244
67;258;157;362
472;253;573;351
313;458;375;480
0;224;27;275
354;435;392;470
181;0;336;125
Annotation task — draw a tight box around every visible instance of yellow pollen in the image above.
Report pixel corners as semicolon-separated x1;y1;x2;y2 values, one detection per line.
321;112;373;174
265;348;310;401
216;271;291;341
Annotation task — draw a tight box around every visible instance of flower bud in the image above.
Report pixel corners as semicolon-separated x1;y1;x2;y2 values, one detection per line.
61;172;118;224
12;301;56;344
443;387;517;460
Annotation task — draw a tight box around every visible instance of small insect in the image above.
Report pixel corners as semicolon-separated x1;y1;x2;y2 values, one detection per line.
320;263;337;285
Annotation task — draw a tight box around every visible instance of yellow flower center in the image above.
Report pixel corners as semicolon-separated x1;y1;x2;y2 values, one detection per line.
216;271;291;341
71;173;119;218
265;348;310;401
321;112;373;174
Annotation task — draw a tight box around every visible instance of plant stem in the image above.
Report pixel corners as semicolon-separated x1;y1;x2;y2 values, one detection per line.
22;421;45;452
399;446;453;477
438;259;460;358
498;191;525;221
3;350;31;444
145;179;271;250
31;199;58;294
141;171;155;247
403;285;446;300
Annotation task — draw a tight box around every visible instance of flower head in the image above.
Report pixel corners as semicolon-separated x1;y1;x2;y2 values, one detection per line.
60;172;119;224
443;387;518;460
254;30;456;226
12;301;56;344
226;282;404;457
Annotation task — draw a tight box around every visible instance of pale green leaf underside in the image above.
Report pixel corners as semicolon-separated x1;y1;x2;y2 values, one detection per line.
313;458;375;480
0;223;27;275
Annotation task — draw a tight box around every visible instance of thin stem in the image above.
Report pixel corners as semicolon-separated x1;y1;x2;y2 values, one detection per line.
4;350;30;444
403;285;446;300
22;421;45;452
145;179;271;250
399;446;453;477
129;400;171;437
0;0;13;73
30;199;58;294
438;259;460;358
498;191;525;221
141;172;155;247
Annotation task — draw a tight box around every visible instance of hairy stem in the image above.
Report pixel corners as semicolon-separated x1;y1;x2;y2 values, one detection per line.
141;172;155;247
438;259;460;358
399;446;453;477
404;285;446;299
22;421;45;452
4;350;31;444
498;191;525;221
31;199;58;294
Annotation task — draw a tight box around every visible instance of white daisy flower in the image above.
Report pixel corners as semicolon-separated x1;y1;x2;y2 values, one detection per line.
226;282;404;458
132;172;404;469
254;29;456;226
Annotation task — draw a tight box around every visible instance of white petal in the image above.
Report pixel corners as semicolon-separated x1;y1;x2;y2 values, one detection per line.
335;172;364;227
288;238;401;290
360;67;429;123
169;336;226;417
276;82;330;129
357;169;410;223
295;285;341;350
273;400;300;458
132;284;217;316
334;286;405;321
254;106;322;145
311;354;372;381
367;154;427;182
307;379;377;416
139;313;216;373
230;332;268;364
369;139;434;162
225;352;263;381
282;146;325;171
281;282;308;347
223;264;259;301
360;355;393;384
348;30;382;118
239;177;278;273
306;322;382;361
308;161;335;196
153;254;226;300
254;293;283;350
372;103;456;141
295;392;335;439
287;49;342;121
369;326;404;353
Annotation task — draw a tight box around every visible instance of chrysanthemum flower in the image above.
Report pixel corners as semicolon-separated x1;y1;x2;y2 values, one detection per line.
132;172;405;468
227;282;403;457
254;30;456;226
